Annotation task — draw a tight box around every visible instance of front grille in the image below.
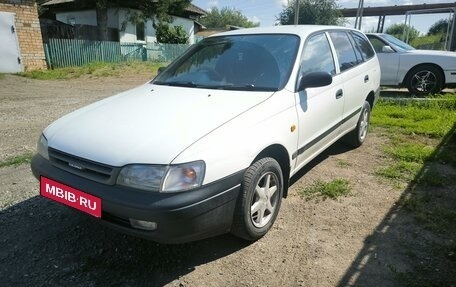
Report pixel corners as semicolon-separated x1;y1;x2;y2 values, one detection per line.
49;148;119;184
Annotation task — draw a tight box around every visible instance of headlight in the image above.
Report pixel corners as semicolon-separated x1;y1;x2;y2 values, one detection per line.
162;161;205;192
37;134;49;160
117;165;167;191
116;161;205;193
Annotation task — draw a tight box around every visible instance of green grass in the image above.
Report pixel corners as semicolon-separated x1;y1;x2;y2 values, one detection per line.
411;34;445;50
375;161;421;181
371;97;456;286
437;148;456;167
336;159;352;168
18;61;165;80
0;152;34;168
0;73;5;80
436;130;456;167
371;97;456;138
372;97;456;184
417;170;454;187
399;195;456;233
299;178;351;200
384;142;434;163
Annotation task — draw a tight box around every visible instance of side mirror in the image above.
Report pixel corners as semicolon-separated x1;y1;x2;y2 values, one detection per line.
381;45;395;53
298;72;332;91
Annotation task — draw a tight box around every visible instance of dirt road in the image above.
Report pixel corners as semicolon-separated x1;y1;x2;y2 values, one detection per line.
0;74;449;286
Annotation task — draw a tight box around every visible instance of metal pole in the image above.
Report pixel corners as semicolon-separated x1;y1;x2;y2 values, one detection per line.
376;15;386;33
403;12;409;42
448;9;455;51
295;0;299;25
354;0;364;30
354;0;361;29
358;0;364;30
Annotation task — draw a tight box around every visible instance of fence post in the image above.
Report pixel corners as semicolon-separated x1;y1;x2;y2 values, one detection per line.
44;43;52;69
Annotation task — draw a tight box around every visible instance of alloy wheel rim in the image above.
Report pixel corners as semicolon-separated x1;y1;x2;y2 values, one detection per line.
250;172;279;228
411;70;437;93
359;108;369;141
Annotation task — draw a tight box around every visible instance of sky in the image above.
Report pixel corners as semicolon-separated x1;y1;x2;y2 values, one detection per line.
191;0;454;34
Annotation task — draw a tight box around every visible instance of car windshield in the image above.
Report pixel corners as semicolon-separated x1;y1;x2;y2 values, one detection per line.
382;34;415;52
153;34;300;91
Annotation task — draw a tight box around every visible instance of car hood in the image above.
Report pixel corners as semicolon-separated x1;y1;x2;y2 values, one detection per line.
44;84;273;166
404;49;456;58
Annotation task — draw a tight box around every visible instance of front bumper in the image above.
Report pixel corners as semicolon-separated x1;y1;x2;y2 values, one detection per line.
444;70;456;88
31;154;243;243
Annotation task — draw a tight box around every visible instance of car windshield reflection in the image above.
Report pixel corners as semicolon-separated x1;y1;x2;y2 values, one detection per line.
153;34;300;91
382;34;415;52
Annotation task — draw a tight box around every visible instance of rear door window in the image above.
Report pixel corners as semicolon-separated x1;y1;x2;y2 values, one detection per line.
351;32;376;60
329;31;359;72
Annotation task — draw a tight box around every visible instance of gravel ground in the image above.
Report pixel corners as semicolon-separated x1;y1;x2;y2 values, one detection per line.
0;74;453;287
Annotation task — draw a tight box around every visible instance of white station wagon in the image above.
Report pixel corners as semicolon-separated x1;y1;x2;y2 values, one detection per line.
32;26;380;243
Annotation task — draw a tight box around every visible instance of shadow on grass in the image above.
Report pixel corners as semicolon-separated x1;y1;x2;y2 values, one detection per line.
337;123;456;287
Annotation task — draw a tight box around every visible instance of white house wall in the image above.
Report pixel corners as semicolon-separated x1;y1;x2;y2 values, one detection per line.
173;16;195;44
56;10;96;26
56;9;119;28
118;9;138;43
56;8;196;44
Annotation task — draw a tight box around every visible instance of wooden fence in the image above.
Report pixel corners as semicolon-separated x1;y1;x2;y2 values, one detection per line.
44;38;191;69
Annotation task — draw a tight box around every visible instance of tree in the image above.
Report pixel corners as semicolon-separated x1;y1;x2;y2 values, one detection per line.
96;0;108;41
385;23;420;42
156;24;189;44
428;19;451;36
277;0;342;25
199;7;259;29
129;0;191;24
426;19;456;50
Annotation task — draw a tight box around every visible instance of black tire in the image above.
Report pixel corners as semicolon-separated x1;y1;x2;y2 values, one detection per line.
406;65;444;95
231;157;283;241
344;101;371;148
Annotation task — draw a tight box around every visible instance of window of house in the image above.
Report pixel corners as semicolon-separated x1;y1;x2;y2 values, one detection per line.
136;22;145;41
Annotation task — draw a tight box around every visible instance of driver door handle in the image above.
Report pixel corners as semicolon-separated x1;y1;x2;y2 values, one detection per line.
336;89;343;99
364;75;369;83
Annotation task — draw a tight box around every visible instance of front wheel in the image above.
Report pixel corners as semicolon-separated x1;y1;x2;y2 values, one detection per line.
406;65;443;95
231;157;283;241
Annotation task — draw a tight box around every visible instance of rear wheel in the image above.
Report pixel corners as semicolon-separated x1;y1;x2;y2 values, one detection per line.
231;157;283;241
406;65;443;95
344;100;371;148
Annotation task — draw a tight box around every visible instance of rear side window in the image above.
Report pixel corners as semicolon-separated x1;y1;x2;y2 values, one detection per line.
329;31;358;72
352;32;375;60
301;33;336;75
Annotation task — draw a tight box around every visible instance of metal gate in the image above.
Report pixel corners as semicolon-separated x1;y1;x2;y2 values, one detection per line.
0;12;22;73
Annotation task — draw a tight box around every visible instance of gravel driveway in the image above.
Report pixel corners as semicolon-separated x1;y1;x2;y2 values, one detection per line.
0;74;449;286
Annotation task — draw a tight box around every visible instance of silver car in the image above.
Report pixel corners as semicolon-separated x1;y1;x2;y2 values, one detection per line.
367;33;456;95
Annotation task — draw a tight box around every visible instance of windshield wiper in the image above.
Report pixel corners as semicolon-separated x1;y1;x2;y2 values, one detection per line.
154;81;198;87
153;81;277;91
214;84;277;91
